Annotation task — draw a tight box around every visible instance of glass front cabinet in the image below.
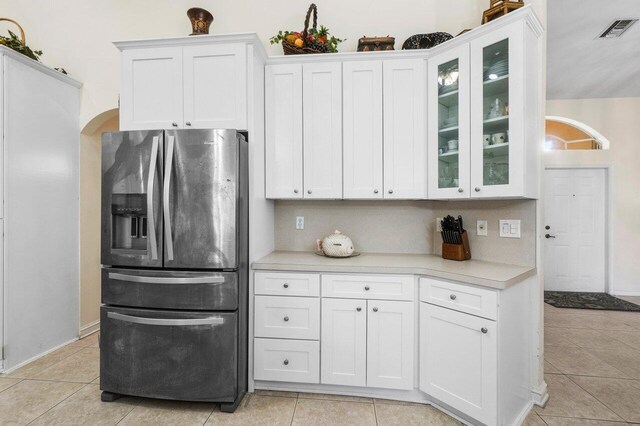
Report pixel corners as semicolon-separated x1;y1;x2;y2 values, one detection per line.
428;20;540;199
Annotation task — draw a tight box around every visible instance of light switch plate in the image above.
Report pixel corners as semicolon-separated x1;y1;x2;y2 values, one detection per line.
436;218;442;232
499;220;521;238
296;216;304;230
477;220;488;236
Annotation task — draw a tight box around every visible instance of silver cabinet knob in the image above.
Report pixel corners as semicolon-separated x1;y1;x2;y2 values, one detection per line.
475;187;481;192
388;189;394;194
171;122;178;127
374;189;379;194
283;316;289;322
356;307;362;312
283;359;289;365
293;189;299;194
450;294;457;300
307;190;312;194
283;283;289;288
373;307;379;312
481;327;488;334
364;286;370;291
185;121;192;126
458;188;464;193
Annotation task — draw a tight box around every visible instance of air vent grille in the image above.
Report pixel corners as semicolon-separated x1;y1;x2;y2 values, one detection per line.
599;19;638;38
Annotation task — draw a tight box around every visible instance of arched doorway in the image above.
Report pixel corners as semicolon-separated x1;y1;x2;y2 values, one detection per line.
545;116;611;151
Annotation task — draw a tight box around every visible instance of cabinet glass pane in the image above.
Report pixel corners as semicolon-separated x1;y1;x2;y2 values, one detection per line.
482;39;509;186
437;59;460;189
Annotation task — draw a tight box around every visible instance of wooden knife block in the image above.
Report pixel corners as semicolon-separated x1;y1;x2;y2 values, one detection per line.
442;231;471;261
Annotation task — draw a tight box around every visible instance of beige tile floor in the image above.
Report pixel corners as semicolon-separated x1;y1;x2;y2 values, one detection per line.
0;299;638;425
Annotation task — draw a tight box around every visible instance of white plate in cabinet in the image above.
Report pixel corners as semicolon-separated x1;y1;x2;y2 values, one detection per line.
254;338;320;384
321;298;367;387
254;296;320;340
420;277;497;320
367;300;414;390
302;62;343;199
322;274;414;301
254;272;320;297
265;63;303;199
420;303;497;426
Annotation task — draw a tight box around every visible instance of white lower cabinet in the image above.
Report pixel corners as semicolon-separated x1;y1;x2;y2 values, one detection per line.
321;297;414;390
420;302;497;425
254;338;320;383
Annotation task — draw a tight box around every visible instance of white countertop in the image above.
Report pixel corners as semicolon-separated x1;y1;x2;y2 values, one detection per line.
252;251;536;290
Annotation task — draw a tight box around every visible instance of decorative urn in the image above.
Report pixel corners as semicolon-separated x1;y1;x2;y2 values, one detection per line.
187;8;214;36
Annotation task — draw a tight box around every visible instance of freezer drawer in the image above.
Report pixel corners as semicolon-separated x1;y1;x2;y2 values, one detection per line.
102;268;238;311
100;306;238;402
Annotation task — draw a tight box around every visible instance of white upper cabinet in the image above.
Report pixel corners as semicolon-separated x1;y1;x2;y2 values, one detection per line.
265;64;303;199
183;44;247;129
428;45;471;199
120;47;184;131
303;62;343;199
118;40;249;131
383;59;427;199
366;300;414;390
470;22;528;198
343;61;383;199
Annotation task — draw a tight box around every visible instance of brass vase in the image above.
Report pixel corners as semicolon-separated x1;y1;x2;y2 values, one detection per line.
187;8;214;35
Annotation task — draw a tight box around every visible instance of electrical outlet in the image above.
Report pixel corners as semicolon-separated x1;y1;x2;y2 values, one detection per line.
477;220;488;236
499;220;521;238
436;217;442;232
295;216;304;230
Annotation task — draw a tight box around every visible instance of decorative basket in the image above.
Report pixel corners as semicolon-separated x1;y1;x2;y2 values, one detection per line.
281;4;328;55
0;18;26;44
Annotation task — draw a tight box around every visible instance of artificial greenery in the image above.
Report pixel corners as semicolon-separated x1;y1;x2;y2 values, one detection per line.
270;24;343;53
0;30;43;61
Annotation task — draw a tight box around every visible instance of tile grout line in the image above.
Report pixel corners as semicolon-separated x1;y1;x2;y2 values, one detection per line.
290;394;299;426
564;373;631;423
373;399;379;426
538;413;629;424
25;382;92;425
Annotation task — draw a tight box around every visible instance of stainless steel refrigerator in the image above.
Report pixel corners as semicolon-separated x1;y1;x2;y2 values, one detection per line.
99;129;248;412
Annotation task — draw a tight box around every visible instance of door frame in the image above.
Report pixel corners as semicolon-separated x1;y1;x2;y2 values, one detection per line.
543;165;612;294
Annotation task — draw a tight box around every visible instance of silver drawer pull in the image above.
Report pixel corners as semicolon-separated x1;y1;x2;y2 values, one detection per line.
284;316;289;322
450;294;457;300
108;312;223;327
109;273;225;285
481;327;488;334
283;283;289;288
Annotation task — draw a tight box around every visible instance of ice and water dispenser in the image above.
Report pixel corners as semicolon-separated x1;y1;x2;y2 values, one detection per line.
111;194;148;251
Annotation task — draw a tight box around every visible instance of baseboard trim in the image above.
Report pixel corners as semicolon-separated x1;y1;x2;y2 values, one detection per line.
80;320;100;338
1;337;78;374
531;381;549;407
612;291;640;297
515;401;534;426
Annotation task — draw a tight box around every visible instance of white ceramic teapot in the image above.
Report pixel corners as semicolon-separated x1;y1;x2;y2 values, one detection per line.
317;230;355;257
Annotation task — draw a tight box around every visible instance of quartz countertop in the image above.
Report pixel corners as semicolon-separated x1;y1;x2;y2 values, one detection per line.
252;251;536;290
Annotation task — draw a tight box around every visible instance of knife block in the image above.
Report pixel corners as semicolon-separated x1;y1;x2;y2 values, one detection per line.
442;231;471;261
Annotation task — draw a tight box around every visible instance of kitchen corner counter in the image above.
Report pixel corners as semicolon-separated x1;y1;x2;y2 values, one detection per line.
252;251;536;290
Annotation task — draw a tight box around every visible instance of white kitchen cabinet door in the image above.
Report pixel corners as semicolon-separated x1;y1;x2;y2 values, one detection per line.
428;44;471;199
420;303;497;426
470;22;525;198
343;60;383;199
183;44;247;130
265;64;303;199
120;47;183;130
303;62;342;199
383;59;427;199
321;298;367;387
367;300;414;390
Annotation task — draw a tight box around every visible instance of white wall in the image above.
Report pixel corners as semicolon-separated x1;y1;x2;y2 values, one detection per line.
1;0;543;128
546;97;640;296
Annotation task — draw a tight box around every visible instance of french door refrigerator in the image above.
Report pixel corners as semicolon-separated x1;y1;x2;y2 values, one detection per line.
100;129;248;412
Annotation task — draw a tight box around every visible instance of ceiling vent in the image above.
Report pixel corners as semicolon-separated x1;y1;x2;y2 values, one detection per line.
598;19;638;38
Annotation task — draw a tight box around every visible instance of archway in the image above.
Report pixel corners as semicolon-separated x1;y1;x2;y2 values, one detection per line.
545;116;611;150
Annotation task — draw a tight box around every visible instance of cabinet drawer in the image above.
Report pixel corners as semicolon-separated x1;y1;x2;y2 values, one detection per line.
254;338;320;384
254;296;320;340
322;274;414;301
420;277;497;320
255;272;320;297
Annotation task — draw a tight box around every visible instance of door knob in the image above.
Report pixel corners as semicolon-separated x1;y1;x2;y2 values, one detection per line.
545;225;550;230
545;234;556;239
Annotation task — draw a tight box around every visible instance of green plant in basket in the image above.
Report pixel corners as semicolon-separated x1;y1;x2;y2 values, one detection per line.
270;4;344;55
0;30;42;61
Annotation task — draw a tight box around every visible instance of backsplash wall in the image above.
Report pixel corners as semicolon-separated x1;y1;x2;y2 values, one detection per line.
274;200;536;267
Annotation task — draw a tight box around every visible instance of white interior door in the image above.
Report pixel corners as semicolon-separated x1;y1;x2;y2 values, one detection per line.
544;168;605;292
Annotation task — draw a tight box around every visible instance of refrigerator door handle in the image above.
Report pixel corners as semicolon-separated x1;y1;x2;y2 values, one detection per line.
147;136;160;261
107;311;224;327
108;272;226;284
163;135;175;261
